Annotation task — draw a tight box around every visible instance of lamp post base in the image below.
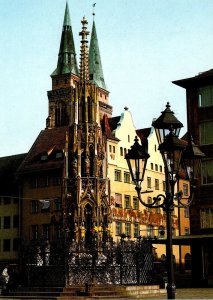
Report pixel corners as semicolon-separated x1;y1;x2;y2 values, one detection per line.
166;282;176;299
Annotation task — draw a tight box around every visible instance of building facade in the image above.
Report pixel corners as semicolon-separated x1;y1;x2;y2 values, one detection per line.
174;69;213;285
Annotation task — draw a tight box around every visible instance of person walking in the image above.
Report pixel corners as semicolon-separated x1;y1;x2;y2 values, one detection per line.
1;265;10;295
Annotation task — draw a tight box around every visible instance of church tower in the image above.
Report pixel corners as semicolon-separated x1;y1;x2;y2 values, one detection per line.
46;3;111;243
89;19;112;118
47;2;79;128
18;3;111;246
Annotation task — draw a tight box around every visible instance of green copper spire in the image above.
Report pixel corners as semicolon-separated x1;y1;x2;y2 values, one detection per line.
63;2;71;26
52;2;79;76
89;20;107;90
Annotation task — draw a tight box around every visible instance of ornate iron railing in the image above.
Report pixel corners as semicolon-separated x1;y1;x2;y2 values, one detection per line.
67;237;157;286
21;237;160;287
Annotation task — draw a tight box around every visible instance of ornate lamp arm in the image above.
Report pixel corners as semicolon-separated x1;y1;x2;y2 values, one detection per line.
135;186;167;209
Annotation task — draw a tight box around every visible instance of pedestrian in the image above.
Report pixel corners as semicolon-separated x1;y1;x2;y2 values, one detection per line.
1;265;10;295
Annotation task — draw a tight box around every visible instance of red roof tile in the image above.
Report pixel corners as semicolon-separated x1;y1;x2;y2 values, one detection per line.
18;126;68;173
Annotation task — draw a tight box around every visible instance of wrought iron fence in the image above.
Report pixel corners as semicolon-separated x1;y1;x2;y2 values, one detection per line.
67;237;157;286
21;236;160;287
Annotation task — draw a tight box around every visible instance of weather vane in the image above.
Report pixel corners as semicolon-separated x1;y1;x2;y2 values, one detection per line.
93;3;96;19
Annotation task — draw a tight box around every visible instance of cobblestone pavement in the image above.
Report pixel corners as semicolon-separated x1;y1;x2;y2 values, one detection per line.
0;288;213;299
153;288;213;299
175;288;213;299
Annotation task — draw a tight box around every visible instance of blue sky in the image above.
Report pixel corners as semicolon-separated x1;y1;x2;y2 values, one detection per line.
1;0;213;156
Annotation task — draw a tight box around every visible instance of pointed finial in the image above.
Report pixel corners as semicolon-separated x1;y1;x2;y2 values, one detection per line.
63;1;71;27
79;17;90;81
92;3;96;20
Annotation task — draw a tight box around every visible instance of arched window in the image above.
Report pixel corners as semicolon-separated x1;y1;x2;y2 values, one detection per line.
55;102;67;126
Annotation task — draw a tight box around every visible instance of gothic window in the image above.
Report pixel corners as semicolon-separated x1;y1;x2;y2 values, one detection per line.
55;102;67;126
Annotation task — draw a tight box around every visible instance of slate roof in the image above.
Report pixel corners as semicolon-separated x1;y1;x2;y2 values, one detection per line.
18;126;69;174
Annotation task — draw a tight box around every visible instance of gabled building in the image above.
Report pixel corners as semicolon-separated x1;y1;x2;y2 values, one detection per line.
106;107;190;270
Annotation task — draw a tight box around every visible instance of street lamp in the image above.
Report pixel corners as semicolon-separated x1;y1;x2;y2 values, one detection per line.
125;102;205;299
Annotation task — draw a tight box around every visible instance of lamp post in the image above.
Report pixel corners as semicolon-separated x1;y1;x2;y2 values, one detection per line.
125;102;205;299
